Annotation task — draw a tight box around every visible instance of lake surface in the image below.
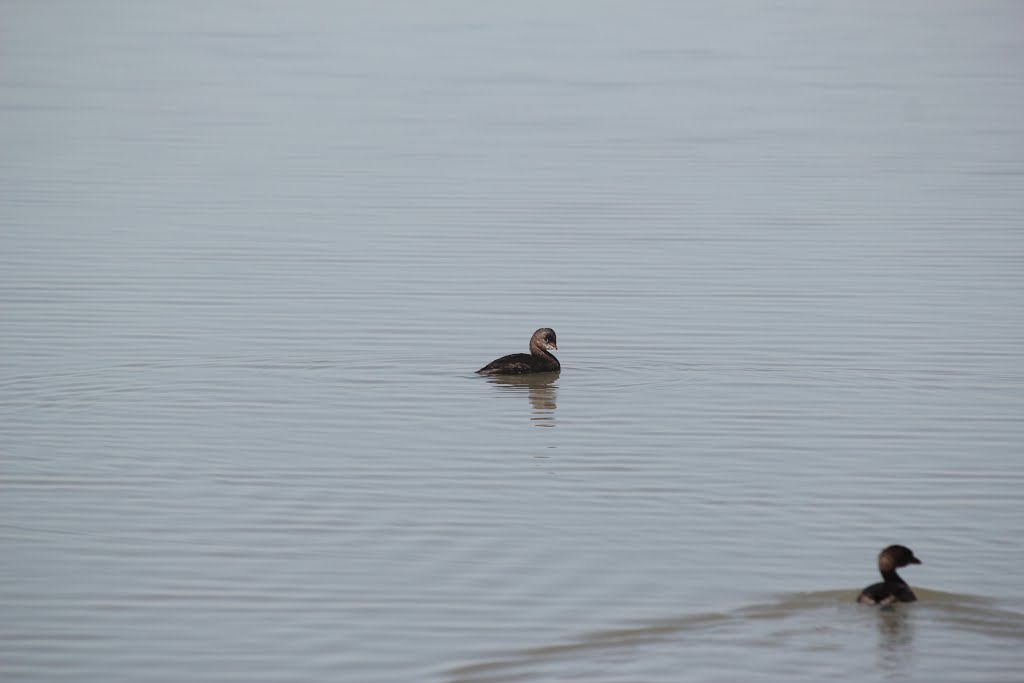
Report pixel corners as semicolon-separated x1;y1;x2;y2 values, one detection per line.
2;1;1024;681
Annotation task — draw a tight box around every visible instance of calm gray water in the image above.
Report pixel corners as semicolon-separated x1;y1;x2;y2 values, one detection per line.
2;1;1024;682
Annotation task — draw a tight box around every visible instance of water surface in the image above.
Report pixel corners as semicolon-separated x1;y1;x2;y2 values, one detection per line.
2;1;1024;682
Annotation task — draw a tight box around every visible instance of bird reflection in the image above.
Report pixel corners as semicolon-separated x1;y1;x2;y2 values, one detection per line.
876;606;915;675
484;372;558;427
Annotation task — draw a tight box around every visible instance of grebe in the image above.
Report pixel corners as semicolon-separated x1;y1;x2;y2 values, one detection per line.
477;328;560;375
857;545;922;605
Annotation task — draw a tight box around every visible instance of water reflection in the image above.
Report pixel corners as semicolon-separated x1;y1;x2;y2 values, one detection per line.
876;607;915;676
484;372;559;427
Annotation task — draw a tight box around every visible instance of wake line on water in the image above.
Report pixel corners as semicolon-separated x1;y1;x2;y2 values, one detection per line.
445;590;1024;683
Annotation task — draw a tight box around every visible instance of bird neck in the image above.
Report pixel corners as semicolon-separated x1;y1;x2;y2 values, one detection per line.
880;568;907;585
528;342;559;370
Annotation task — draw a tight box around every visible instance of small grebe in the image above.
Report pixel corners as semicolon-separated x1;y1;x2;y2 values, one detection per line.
477;328;560;375
857;545;922;605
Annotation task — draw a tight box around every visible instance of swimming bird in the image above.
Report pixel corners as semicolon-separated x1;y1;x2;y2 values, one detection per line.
477;328;560;375
857;545;922;605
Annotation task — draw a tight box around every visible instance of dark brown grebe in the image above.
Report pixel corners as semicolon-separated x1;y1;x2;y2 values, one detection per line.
857;545;922;605
477;328;560;375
